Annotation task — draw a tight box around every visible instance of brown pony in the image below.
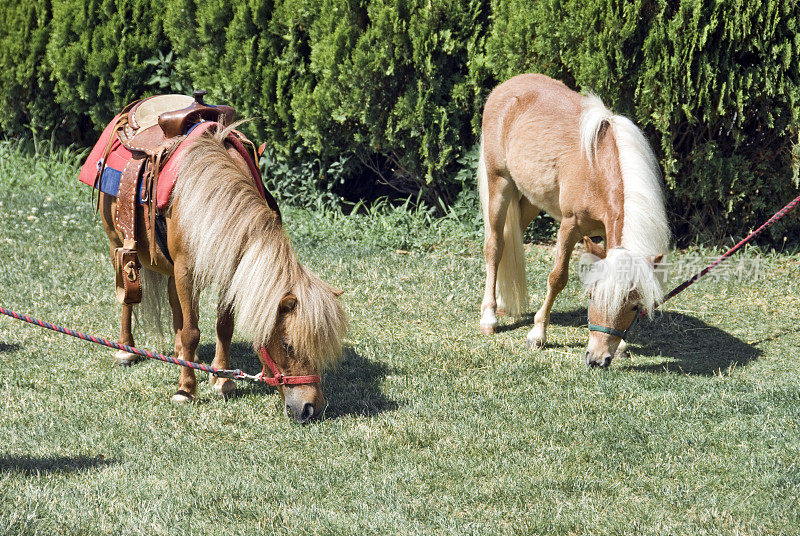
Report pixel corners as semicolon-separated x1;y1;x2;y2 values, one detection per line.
478;74;670;367
99;124;347;422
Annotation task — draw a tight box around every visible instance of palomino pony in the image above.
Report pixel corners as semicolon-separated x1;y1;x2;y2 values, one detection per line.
478;74;670;367
98;123;347;422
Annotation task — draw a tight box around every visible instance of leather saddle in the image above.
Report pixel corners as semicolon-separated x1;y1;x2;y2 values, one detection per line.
98;90;235;304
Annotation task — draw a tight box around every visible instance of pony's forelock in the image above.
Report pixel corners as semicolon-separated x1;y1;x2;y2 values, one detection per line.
582;248;663;318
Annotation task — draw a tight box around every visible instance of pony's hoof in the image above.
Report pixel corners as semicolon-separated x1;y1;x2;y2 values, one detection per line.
480;309;498;335
615;349;631;360
526;337;545;350
526;325;547;350
212;378;236;399
113;350;139;367
171;391;194;404
526;332;546;350
614;340;630;360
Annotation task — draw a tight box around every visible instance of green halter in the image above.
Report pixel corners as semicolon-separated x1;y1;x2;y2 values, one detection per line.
587;306;641;340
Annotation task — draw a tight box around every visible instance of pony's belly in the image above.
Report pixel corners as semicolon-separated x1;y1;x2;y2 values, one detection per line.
512;169;562;221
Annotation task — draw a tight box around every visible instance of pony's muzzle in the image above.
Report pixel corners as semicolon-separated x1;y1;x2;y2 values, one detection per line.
283;385;325;424
285;401;316;423
586;331;621;368
585;351;613;368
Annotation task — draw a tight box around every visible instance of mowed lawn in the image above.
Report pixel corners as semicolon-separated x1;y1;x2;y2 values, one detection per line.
1;142;799;535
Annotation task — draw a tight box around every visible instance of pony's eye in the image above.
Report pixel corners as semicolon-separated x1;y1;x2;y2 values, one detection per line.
280;340;295;356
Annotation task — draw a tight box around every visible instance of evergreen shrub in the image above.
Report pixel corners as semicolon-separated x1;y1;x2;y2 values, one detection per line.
484;0;800;242
1;0;798;242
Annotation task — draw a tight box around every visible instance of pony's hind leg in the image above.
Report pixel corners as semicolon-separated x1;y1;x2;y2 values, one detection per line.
113;303;139;366
479;169;518;334
527;219;580;349
171;258;200;404
209;301;236;398
100;194;140;366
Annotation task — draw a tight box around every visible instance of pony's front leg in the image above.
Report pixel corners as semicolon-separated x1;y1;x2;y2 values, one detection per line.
527;221;579;349
167;276;183;368
171;259;200;404
209;302;235;398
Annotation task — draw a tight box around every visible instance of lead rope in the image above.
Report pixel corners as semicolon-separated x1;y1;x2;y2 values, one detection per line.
0;305;267;384
642;192;800;319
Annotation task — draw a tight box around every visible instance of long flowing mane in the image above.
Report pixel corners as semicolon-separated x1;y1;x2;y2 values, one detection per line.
580;96;671;316
172;124;346;369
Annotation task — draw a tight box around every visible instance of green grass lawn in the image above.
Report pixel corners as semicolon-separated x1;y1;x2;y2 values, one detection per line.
1;142;799;535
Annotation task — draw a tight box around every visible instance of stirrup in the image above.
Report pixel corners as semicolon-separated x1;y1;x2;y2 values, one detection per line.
114;239;142;304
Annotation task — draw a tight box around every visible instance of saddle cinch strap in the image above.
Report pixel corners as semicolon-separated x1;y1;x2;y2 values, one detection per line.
97;91;236;304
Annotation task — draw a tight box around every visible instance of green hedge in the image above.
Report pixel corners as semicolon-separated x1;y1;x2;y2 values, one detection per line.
1;0;798;242
484;0;800;241
0;2;59;140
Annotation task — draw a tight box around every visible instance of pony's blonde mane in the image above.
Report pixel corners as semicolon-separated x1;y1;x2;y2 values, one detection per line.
580;95;671;316
580;95;671;256
172;124;346;369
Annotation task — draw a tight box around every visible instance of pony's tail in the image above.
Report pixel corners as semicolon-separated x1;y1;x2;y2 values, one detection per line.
478;141;528;316
135;268;170;337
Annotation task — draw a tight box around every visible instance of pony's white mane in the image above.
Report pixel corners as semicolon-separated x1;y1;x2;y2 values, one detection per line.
582;248;663;318
580;95;671;315
172;125;346;369
580;94;671;256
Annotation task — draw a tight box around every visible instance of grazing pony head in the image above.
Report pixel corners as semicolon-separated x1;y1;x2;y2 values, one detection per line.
577;95;671;366
175;124;347;421
581;242;664;367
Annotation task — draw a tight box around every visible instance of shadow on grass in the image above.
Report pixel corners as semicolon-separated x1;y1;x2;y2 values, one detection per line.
505;307;761;375
0;342;21;352
494;308;584;334
196;342;399;417
323;346;400;418
625;311;762;375
0;454;116;475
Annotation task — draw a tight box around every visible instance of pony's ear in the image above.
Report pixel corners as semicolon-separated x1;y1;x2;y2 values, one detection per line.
279;293;297;313
650;253;664;267
582;236;606;259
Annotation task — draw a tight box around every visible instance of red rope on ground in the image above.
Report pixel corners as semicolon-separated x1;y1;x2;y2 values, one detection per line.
0;305;263;383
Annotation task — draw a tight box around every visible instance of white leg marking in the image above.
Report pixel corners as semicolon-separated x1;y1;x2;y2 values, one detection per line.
170;392;193;404
113;350;138;366
212;378;235;397
480;308;499;329
526;323;547;349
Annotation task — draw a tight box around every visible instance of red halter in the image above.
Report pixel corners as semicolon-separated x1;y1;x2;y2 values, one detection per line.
256;346;321;386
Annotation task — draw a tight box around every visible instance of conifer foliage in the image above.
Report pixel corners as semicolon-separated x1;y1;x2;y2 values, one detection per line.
0;0;797;240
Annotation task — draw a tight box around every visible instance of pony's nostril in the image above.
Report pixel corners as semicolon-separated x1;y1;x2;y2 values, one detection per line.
602;355;612;367
286;402;316;423
300;402;315;423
